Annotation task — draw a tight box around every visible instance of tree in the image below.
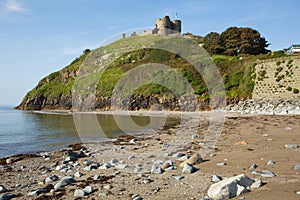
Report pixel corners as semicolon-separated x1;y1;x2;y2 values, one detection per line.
203;32;225;54
220;27;270;56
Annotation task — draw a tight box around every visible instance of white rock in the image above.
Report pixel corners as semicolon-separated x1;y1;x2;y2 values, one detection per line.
250;179;263;189
74;189;85;197
207;174;254;200
74;171;84;178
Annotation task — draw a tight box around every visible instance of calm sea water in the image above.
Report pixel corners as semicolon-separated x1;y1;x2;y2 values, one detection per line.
0;105;178;158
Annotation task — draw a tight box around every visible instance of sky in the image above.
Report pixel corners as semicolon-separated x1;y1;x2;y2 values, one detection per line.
0;0;299;105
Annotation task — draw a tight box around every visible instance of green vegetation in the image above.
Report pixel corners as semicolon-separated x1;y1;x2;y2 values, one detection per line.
293;88;299;94
203;27;270;56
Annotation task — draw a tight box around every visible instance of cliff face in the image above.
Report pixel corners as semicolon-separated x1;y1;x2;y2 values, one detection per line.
17;35;294;111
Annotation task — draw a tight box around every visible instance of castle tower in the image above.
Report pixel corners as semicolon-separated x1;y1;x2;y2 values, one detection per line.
155;16;181;36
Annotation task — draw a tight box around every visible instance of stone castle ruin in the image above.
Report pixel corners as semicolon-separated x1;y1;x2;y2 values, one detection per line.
124;16;182;38
154;15;181;35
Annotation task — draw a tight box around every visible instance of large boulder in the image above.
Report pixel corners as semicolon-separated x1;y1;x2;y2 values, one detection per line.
207;174;255;200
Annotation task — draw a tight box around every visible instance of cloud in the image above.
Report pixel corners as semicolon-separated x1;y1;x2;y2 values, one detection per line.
1;0;28;13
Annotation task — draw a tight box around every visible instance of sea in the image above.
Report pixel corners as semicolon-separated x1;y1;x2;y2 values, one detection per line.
0;105;178;158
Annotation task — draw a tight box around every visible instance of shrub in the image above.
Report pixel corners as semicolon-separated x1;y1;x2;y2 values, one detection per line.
287;86;292;91
293;88;299;94
276;61;281;66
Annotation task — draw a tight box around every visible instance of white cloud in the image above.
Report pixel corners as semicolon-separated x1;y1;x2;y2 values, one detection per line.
1;0;28;13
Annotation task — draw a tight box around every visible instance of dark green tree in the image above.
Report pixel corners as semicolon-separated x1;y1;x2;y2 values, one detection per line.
220;27;270;56
203;32;225;54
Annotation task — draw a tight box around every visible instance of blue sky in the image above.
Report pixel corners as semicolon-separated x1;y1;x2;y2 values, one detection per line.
0;0;299;105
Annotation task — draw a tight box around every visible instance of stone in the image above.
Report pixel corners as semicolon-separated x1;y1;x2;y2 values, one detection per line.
132;195;143;200
45;174;58;183
28;188;48;196
174;176;184;180
182;163;198;173
267;160;275;165
285;126;292;131
250;179;263;189
0;185;8;193
98;192;108;196
103;184;112;190
161;160;173;170
284;144;299;149
129;139;137;144
165;166;175;171
110;158;118;164
115;164;128;169
74;189;85;197
93;174;100;180
54;176;75;189
262;134;269;137
74;171;84;178
212;175;222;183
0;193;16;200
294;164;300;170
207;174;254;200
252;170;275;178
216;162;226;166
151;163;163;174
249;164;258;170
172;152;185;158
83;186;93;194
177;155;190;161
99;163;112;170
128;155;136;160
179;153;202;168
296;191;300;195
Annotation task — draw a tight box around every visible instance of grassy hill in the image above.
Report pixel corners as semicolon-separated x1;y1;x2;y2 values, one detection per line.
15;35;297;111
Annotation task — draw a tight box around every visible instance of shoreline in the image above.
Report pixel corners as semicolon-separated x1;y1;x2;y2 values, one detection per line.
0;114;299;199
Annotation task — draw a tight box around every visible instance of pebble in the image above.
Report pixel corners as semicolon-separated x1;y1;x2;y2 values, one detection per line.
0;193;16;200
74;171;84;178
174;176;184;180
45;174;58;183
98;192;108;196
151;164;163;174
128;155;136;160
252;170;275;178
295;164;300;170
211;175;222;183
83;186;93;194
172;152;185;158
137;174;145;178
250;179;263;189
54;176;75;189
262;134;269;137
249;164;258;170
216;162;226;166
103;184;112;190
132;195;143;200
93;174;100;180
74;189;85;197
182;163;198;173
99;163;112;170
115;164;128;169
177;155;190;161
28;188;47;196
110;158;118;164
0;185;8;193
296;191;300;195
267;160;275;165
284;144;299;149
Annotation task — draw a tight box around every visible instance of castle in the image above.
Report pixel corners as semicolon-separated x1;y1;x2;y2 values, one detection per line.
124;16;182;38
153;15;181;35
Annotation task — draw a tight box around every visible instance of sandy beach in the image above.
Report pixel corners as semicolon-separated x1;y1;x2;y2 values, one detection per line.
0;112;299;199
